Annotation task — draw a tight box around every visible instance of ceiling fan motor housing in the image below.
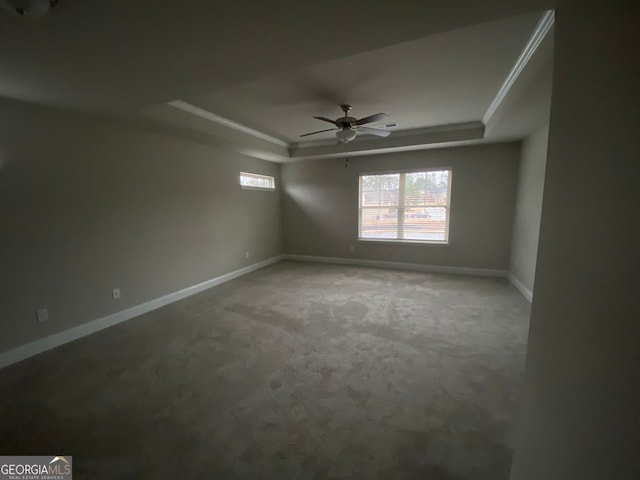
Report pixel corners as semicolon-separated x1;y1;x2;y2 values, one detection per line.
336;117;357;129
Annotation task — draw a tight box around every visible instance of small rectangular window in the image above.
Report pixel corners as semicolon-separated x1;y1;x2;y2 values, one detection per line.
359;169;452;243
240;172;275;190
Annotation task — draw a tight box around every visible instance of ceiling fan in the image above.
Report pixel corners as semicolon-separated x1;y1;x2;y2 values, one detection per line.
300;104;392;144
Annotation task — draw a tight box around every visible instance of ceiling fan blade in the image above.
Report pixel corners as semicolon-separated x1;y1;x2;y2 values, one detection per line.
358;126;391;138
313;116;339;126
356;113;389;126
300;127;338;137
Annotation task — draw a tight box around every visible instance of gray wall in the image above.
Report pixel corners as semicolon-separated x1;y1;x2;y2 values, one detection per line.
510;1;639;479
0;98;282;353
282;143;520;270
509;124;549;294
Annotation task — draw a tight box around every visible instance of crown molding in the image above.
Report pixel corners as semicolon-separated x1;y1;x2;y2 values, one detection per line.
288;122;481;150
482;10;555;126
168;100;289;148
288;122;485;160
167;100;487;161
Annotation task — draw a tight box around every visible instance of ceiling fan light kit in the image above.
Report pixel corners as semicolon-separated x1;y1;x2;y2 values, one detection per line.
336;128;358;143
300;104;391;144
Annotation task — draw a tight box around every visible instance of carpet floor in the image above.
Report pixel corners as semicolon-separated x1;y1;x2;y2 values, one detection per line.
0;261;531;479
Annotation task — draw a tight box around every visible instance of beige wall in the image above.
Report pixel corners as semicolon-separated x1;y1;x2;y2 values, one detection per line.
510;124;549;294
0;98;282;353
510;2;639;479
281;143;520;270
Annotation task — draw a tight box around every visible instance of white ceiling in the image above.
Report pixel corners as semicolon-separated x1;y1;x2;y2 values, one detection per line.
0;0;555;161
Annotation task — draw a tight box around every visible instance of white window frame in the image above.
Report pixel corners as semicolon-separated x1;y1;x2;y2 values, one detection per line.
358;168;452;245
239;172;276;191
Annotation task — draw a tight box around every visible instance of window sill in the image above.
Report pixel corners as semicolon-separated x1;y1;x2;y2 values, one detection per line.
358;238;450;246
239;185;276;192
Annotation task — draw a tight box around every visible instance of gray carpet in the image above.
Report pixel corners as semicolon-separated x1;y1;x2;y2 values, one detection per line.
0;261;530;479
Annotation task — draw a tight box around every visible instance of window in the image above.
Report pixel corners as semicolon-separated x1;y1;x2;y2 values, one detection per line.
240;172;275;190
359;169;452;243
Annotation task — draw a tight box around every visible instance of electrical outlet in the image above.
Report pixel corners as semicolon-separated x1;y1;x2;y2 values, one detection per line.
112;288;121;300
349;245;355;252
245;251;250;259
36;308;49;323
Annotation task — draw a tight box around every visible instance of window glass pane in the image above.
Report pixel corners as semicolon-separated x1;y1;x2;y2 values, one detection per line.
358;169;451;243
361;174;399;207
362;189;382;207
404;172;426;207
360;208;399;239
361;175;381;191
403;207;448;242
379;175;399;205
426;170;449;205
380;174;399;206
240;172;275;190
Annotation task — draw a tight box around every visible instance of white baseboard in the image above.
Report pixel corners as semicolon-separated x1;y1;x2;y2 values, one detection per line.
283;254;508;278
508;272;534;302
0;254;530;370
0;255;284;370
